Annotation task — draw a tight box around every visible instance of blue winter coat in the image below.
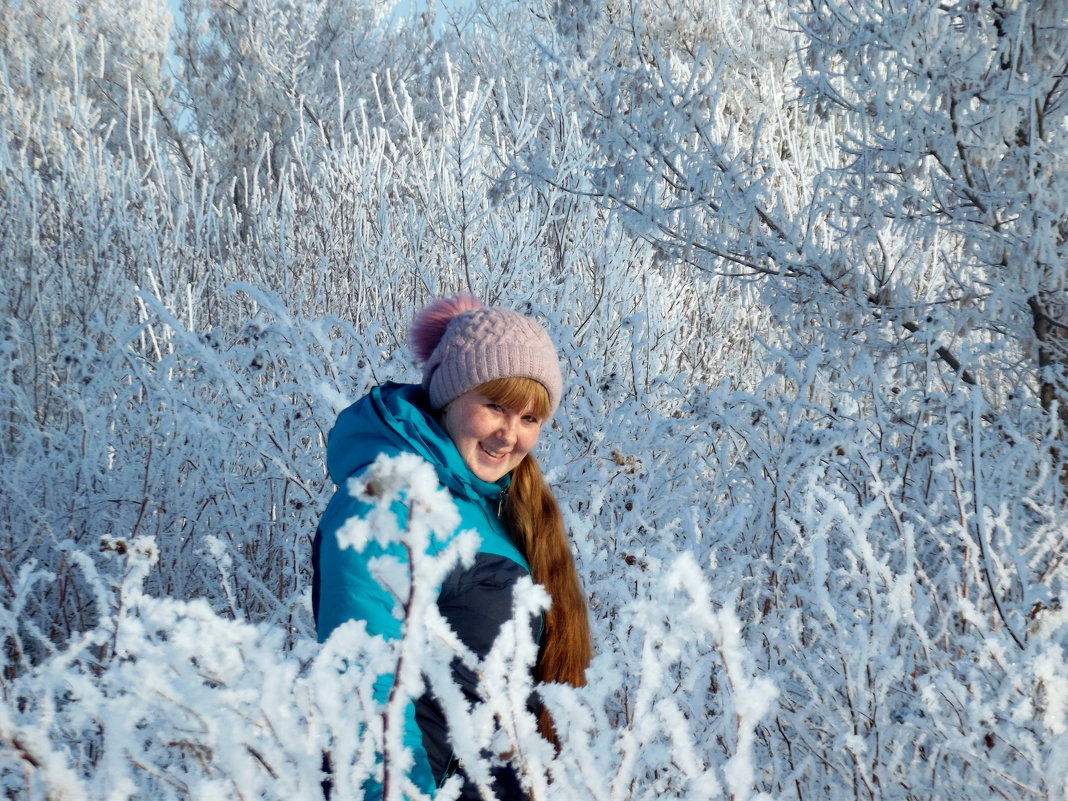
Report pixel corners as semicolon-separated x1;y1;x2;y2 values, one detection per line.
313;382;533;798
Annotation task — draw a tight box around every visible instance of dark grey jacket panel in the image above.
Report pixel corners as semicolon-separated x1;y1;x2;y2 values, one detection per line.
417;552;538;800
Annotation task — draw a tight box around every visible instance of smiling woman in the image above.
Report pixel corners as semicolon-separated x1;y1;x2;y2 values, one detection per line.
312;294;592;800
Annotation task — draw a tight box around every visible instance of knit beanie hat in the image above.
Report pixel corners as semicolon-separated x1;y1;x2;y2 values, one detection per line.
409;293;563;415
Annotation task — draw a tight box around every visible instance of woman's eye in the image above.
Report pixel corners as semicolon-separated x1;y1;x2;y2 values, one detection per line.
523;415;540;425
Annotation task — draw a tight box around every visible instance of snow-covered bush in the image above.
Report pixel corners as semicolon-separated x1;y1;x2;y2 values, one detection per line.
1;452;779;801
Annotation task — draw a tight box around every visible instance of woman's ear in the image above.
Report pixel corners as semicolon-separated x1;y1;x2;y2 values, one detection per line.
438;401;454;437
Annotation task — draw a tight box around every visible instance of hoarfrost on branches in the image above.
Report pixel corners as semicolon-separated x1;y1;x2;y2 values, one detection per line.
2;0;1067;799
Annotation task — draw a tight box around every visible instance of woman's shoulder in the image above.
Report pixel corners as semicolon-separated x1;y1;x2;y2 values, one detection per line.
325;383;435;483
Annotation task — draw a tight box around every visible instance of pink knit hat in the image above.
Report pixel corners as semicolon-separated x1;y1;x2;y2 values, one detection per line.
409;294;563;414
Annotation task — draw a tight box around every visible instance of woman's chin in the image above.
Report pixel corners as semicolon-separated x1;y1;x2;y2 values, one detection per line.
474;465;506;482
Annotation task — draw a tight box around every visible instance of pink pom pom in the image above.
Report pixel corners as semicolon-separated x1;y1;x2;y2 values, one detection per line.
409;293;483;363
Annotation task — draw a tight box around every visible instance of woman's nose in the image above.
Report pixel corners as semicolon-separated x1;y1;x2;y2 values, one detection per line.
496;415;517;442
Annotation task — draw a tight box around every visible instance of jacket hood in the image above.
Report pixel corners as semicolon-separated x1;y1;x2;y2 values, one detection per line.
326;382;509;504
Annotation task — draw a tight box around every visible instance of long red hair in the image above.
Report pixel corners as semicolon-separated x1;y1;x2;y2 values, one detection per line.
475;377;593;737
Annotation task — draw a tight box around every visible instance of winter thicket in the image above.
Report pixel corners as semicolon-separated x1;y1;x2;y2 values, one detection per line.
1;0;1066;799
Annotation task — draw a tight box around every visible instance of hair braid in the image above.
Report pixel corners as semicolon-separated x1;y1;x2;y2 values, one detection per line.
508;455;593;740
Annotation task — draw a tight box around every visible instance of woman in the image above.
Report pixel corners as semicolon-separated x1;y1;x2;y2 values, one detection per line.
313;294;592;799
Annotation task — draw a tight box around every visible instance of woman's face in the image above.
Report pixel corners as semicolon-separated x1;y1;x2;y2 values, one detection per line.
442;389;545;482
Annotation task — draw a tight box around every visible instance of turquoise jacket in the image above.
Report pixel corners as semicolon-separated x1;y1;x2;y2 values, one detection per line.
313;382;531;797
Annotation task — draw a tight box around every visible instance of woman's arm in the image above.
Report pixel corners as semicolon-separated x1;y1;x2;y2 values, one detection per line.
313;484;437;796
